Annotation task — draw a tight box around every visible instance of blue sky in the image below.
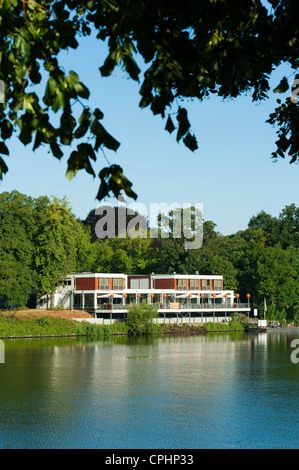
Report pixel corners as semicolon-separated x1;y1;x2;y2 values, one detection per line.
1;34;298;235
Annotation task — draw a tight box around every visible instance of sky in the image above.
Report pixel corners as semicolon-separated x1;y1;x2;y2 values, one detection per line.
0;34;298;236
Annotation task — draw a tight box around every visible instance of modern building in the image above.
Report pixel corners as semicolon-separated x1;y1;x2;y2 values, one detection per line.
37;272;251;323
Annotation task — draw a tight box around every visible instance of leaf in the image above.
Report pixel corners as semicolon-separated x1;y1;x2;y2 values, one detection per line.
65;149;95;180
73;121;90;139
0;156;8;180
183;132;198;152
75;82;90;99
165;116;175;134
94;108;104;120
99;56;117;77
0;120;13;140
78;108;91;124
122;54;140;81
52;90;65;113
33;130;43;150
44;76;57;103
273;77;289;94
50;141;63;159
91;120;120;151
97;165;137;201
19;127;32;145
0;141;9;155
176;107;190;141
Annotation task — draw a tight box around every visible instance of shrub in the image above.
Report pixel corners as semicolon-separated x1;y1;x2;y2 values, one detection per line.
37;316;51;327
126;300;159;336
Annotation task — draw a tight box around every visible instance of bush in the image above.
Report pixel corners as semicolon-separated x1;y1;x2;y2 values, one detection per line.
37;316;51;327
126;300;159;336
202;321;244;331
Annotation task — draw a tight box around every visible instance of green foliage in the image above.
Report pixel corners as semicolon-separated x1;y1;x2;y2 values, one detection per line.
151;204;299;323
0;315;128;338
126;300;159;336
0;190;95;306
0;315;85;337
91;235;159;274
202;321;244;331
36;316;51;327
0;0;298;201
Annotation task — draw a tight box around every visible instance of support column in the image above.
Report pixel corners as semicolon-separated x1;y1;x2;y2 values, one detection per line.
94;292;97;317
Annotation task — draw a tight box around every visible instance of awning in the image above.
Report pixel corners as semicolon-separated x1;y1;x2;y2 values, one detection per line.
97;293;123;298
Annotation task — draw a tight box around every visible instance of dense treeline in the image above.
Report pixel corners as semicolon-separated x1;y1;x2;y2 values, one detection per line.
0;191;298;323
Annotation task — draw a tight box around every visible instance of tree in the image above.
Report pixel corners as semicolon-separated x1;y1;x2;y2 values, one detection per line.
0;0;298;201
238;244;297;318
126;300;158;336
83;206;148;242
90;235;159;274
0;190;90;306
0;191;36;307
32;196;86;293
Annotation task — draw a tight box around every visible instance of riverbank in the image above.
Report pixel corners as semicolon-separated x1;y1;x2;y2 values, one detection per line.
0;308;93;319
0;312;246;339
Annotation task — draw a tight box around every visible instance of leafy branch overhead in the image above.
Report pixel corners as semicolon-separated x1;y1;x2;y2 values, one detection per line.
0;0;298;200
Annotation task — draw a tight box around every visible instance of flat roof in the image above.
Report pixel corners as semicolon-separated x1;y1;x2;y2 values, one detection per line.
69;273;223;279
152;274;223;279
71;273;127;278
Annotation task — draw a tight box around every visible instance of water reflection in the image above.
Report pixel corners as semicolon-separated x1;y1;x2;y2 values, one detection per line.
0;331;299;449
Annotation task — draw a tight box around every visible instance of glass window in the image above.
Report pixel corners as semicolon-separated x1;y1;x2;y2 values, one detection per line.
84;294;94;307
190;279;199;290
214;279;222;290
112;278;124;290
99;278;109;290
202;279;211;290
177;279;188;290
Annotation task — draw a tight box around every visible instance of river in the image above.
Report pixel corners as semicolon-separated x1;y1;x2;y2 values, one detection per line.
0;329;299;449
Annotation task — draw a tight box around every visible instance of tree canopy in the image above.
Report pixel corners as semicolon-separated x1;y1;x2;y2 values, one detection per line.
0;190;89;307
0;0;298;200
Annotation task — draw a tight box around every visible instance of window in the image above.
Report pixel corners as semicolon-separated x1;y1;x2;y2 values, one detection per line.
99;278;109;290
214;279;222;291
112;278;124;290
190;279;199;290
202;279;211;290
177;279;188;290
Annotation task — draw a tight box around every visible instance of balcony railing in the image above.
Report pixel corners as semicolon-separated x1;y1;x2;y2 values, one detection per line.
74;302;250;311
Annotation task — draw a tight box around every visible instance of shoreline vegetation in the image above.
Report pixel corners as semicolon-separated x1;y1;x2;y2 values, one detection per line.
0;308;246;339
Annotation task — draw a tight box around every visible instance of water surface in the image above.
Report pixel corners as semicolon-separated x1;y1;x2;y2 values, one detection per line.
0;330;299;449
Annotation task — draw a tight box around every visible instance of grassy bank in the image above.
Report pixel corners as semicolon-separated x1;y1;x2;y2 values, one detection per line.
0;314;245;339
202;321;245;332
0;315;127;338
